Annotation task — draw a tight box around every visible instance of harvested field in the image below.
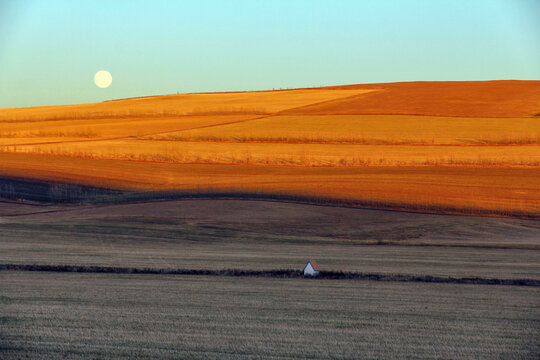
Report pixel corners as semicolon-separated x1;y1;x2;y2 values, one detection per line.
1;81;539;216
0;88;376;121
1;199;539;279
1;272;538;360
0;114;259;139
2;8;540;359
4;139;539;167
287;80;540;117
2;194;539;359
150;115;540;145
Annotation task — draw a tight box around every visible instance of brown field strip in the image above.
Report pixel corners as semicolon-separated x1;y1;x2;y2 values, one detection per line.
0;153;538;215
287;80;540;117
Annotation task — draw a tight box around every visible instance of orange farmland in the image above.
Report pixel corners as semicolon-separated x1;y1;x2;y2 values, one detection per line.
1;80;539;216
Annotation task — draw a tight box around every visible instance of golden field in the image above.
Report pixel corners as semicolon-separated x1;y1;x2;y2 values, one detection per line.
0;88;377;121
3;140;539;166
1;81;539;216
156;115;540;145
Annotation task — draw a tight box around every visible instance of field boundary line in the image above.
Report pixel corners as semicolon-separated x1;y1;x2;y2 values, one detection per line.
275;91;382;115
1;264;539;287
139;113;276;138
0;114;275;147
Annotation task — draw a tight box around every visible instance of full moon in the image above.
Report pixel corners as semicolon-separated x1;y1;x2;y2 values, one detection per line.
94;70;112;88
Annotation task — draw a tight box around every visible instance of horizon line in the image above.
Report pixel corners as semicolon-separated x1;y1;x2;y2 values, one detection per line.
2;78;539;110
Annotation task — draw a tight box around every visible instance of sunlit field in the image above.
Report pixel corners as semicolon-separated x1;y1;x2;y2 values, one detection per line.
1;81;539;216
2;141;539;167
0;88;377;121
149;115;540;145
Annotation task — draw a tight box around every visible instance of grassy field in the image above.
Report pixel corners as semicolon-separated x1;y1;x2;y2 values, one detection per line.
1;272;538;360
1;81;539;216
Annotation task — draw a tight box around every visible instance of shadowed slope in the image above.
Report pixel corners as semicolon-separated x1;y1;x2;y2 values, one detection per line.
1;198;539;277
1;154;539;217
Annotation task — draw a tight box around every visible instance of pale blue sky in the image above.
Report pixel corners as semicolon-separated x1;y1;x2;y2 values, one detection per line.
1;0;539;108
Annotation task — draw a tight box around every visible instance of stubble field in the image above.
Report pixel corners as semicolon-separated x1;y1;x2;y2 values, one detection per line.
1;199;539;277
1;198;539;360
1;272;538;360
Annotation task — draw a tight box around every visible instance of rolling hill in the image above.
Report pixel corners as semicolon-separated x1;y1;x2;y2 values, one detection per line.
1;80;539;217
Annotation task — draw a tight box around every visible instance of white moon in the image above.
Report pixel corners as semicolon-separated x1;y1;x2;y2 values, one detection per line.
94;70;112;88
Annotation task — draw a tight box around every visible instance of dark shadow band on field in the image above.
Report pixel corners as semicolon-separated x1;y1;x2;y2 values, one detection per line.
1;264;539;287
1;176;538;219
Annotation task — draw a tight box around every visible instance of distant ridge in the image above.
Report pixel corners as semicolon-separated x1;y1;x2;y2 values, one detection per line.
2;80;540;118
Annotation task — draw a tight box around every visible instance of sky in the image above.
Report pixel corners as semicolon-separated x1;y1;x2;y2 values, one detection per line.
0;0;539;108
